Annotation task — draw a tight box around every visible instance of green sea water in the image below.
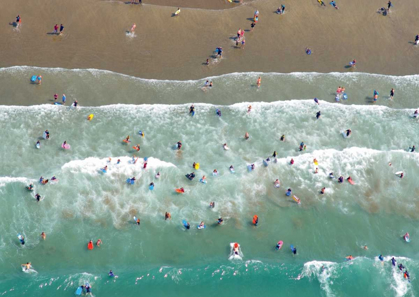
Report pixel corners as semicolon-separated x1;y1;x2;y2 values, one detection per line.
0;67;418;297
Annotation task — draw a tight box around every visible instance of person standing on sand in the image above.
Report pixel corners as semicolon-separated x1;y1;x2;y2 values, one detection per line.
54;24;58;34
387;1;392;11
59;24;64;35
250;22;256;31
415;35;419;45
205;59;209;65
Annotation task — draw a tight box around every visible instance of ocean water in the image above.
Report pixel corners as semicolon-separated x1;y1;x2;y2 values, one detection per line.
0;67;419;297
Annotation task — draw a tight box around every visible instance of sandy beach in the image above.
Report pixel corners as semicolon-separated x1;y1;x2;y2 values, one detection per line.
1;0;419;83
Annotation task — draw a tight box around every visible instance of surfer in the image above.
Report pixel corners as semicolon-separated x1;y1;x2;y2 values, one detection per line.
291;246;297;255
329;172;334;178
21;262;31;270
273;151;277;158
390;88;395;100
290;158;294;165
410;145;415;152
177;141;182;150
256;77;261;88
27;183;34;191
398;264;405;271
338;176;343;183
223;143;229;150
280;135;285;141
62;94;66;104
136;217;140;225
314;98;319;105
189;105;195;115
253;215;259;226
404;270;410;281
41;232;46;240
124;136;130;143
217;218;224;224
165;212;171;220
346;129;352;137
155;172;161;179
209;201;215;208
19;235;25;245
316;111;321;119
320;187;325;194
96;239;102;247
247;105;252;113
35;193;41;202
245;132;249;140
274;179;280;187
391;257;396;267
346;255;354;260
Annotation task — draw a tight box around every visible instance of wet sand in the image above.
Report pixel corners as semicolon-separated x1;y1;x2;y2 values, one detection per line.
1;0;419;82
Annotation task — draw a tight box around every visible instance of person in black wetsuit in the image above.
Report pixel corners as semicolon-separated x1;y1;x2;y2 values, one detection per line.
316;111;321;119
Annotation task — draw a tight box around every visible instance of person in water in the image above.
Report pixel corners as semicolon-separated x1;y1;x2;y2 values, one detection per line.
117;159;121;164
373;90;379;102
230;165;234;171
398;263;405;271
44;130;50;139
213;169;218;175
346;255;353;260
189;105;195;115
251;164;255;170
156;172;161;179
280;135;285;141
102;166;108;172
36;140;40;147
390;88;395;100
96;239;102;247
216;109;221;116
223;143;229;150
274;179;280;187
185;221;190;229
217;218;223;224
314;167;318;174
177;141;182;150
27;184;34;190
165;212;171;220
21;262;31;270
247;105;252;113
19;235;25;245
51;176;57;181
399;172;404;179
299;142;305;151
391;257;396;266
346;129;352;137
286;188;292;196
273;151;277;158
290;158;294;165
329;172;334;178
136;217;140;225
245;132;249;140
35;193;41;202
410;145;415;152
149;182;154;188
130;177;136;182
320;187;325;194
199;221;205;228
314;98;319;105
338;176;344;183
378;254;384;261
41;232;46;240
316;111;321;119
134;144;140;151
209;201;215;208
85;283;91;295
143;162;147;169
109;270;115;277
292;246;297;255
413;110;418;118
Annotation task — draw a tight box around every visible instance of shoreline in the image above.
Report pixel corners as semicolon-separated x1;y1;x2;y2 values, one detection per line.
1;0;419;82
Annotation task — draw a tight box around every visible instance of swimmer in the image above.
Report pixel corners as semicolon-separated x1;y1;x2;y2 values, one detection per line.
316;111;321;119
209;201;215;208
217;218;223;224
117;159;121;164
136;217;140;225
177;141;182;150
130;23;136;33
245;132;249;140
125;136;130;143
299;142;305;151
223;143;229;150
403;232;410;241
155;172;161;179
291;246;297;255
102;166;108;172
35;193;41;202
273;151;277;158
320;187;325;194
280;135;285;141
247;105;252;113
229;165;234;172
329;172;334;178
290;158;294;165
346;255;354;260
315;168;318;174
213;169;218;175
398;263;405;271
346;129;352;137
256;77;261;88
410;145;415;152
199;221;205;228
338;176;344;183
314;98;319;105
165;212;171;220
19;235;25;245
189;105;195;115
21;262;31;271
27;184;34;191
133;144;140;151
390;88;395;100
96;239;102;247
274;179;280;187
41;232;46;240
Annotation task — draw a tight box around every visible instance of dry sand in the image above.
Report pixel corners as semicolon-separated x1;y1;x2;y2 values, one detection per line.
1;0;419;80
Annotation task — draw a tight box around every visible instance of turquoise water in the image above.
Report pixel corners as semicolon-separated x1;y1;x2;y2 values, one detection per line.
0;67;419;297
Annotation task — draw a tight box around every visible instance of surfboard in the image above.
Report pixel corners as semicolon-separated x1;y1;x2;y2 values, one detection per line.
61;144;71;150
126;178;134;185
313;160;319;166
175;188;184;193
18;234;23;242
341;131;351;138
54;102;62;105
395;171;403;175
347;179;355;185
292;195;301;204
35;143;40;149
75;286;83;296
30;75;37;82
149;184;154;190
197;224;206;230
87;114;94;121
133;216;138;222
263;160;269;167
199;179;207;184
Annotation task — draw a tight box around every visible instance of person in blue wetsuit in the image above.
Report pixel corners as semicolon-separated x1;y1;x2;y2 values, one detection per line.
189;105;195;115
286;188;292;196
391;257;396;267
291;246;297;254
378;255;384;261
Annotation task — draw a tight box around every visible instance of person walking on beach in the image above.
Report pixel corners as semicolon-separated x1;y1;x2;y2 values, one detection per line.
415;35;419;45
62;94;66;104
59;24;64;35
387;1;393;11
15;15;21;27
54;24;59;34
250;22;256;32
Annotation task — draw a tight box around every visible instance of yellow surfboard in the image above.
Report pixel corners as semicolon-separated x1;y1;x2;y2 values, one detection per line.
87;114;94;121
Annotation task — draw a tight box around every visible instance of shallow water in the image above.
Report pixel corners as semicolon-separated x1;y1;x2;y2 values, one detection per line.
0;67;418;297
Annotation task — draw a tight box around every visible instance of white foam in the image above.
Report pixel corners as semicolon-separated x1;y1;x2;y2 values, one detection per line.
0;177;34;187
